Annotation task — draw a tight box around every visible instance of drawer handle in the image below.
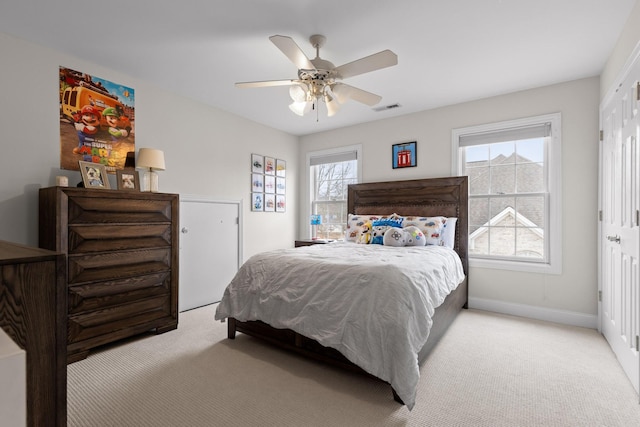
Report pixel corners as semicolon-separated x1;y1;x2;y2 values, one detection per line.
181;227;189;234
607;235;620;243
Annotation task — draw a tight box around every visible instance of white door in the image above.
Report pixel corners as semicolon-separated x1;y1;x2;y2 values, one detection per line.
600;58;640;395
179;197;241;312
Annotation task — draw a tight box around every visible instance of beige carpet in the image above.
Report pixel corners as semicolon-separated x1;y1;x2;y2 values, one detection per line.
68;305;640;426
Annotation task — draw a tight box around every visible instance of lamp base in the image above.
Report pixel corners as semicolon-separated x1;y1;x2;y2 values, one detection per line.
142;170;159;192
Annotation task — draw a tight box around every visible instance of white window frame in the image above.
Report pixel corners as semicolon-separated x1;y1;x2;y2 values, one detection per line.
451;113;562;274
304;144;362;239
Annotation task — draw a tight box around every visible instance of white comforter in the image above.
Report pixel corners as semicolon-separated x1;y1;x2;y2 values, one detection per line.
214;241;465;410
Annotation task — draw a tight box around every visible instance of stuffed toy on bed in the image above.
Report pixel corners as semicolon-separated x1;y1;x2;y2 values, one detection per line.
370;216;404;245
383;225;427;247
356;221;373;244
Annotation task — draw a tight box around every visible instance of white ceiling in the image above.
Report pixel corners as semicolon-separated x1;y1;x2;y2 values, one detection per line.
0;1;636;136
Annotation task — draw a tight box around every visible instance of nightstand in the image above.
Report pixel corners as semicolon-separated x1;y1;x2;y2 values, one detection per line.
295;239;333;247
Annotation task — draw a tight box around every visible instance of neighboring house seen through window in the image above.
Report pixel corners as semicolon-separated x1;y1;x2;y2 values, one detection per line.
452;113;562;274
307;145;361;240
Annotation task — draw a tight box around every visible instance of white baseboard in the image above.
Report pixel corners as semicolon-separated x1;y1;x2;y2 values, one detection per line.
468;297;598;329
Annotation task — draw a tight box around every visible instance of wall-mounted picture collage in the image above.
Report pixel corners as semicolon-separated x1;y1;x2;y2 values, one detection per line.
251;153;286;212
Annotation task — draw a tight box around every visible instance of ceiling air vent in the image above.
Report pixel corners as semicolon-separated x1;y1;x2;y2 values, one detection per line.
373;103;401;112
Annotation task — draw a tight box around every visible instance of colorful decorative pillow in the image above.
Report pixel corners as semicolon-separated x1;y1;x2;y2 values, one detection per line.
382;225;427;247
403;216;446;246
346;213;404;242
369;216;404;244
403;225;427;246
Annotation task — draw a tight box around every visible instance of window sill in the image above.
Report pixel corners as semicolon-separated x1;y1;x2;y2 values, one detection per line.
470;257;561;275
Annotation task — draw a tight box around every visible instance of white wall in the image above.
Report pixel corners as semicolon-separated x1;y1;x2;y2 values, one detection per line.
0;31;298;260
601;0;640;100
300;77;600;326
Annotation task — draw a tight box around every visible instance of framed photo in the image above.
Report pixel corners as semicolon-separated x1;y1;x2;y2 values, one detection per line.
392;141;417;169
251;193;264;211
264;193;275;212
116;169;139;191
276;159;286;177
79;161;110;189
264;156;276;175
264;175;275;193
251;153;264;173
251;173;264;192
276;177;286;194
276;194;286;212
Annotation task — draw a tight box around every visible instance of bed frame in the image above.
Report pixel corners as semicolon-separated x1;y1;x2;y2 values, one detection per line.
227;176;469;404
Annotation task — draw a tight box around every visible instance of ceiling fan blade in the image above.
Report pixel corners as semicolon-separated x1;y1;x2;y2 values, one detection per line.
269;35;315;70
334;50;398;79
332;83;382;106
235;79;297;88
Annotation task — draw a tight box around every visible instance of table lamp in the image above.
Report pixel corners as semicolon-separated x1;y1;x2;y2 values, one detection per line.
137;148;165;192
310;214;322;240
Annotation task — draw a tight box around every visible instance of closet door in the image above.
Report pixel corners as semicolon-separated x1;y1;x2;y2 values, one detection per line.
179;197;241;312
600;56;640;395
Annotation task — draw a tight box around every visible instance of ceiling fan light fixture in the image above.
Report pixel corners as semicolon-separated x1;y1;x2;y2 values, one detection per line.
325;93;341;117
289;100;312;116
237;34;398;120
289;84;308;103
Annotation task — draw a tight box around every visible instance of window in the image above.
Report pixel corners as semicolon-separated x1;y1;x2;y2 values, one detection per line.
306;145;362;240
452;113;562;274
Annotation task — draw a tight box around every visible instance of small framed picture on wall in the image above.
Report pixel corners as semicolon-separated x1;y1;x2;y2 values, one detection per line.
264;193;275;212
276;159;286;177
264;156;276;175
276;194;286;212
264;175;275;193
276;177;286;194
251;154;264;173
392;141;417;169
251;193;263;211
251;173;264;192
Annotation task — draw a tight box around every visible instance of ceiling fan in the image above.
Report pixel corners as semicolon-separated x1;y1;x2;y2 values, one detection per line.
235;34;398;118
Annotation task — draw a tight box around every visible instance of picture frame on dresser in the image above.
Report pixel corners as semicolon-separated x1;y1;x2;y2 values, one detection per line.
116;169;140;191
78;160;110;189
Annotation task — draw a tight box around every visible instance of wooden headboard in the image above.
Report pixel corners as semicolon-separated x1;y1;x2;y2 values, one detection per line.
347;176;469;275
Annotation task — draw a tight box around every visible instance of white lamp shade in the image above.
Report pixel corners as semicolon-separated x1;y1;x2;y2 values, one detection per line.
137;148;165;171
289;101;312;116
325;94;341;117
289;84;308;103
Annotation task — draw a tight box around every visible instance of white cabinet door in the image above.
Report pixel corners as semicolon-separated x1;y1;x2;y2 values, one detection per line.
600;55;640;396
179;197;240;312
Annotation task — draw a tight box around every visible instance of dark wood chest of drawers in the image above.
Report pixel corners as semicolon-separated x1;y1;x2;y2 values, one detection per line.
39;187;179;363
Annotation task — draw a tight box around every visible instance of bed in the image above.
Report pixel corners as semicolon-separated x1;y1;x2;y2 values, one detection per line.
215;176;468;410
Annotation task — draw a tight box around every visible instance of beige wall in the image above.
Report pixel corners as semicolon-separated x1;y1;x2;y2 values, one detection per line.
601;1;640;100
0;31;298;260
300;77;600;325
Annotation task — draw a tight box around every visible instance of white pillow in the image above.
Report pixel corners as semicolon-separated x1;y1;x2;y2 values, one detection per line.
440;217;457;249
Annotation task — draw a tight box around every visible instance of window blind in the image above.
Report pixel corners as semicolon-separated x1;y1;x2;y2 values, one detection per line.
309;150;358;166
459;123;551;147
